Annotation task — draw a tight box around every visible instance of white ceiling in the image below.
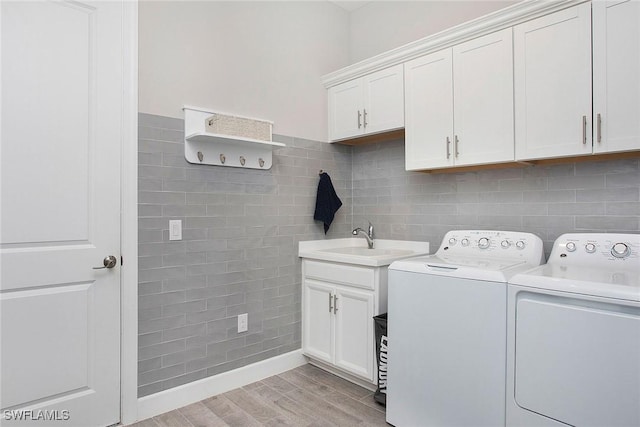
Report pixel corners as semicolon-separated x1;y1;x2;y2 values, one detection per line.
329;1;372;12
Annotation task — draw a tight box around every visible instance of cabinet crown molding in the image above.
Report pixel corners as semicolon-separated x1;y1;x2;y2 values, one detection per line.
322;0;588;88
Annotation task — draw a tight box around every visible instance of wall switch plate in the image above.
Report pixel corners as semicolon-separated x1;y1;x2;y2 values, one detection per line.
237;313;248;333
169;220;182;241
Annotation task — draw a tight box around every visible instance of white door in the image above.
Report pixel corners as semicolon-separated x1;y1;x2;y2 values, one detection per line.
453;28;514;166
593;0;640;154
1;2;123;426
328;78;363;141
334;287;374;381
514;3;592;160
363;64;404;136
404;49;454;170
302;280;334;364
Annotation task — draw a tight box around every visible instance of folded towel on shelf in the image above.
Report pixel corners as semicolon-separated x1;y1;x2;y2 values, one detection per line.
313;172;342;234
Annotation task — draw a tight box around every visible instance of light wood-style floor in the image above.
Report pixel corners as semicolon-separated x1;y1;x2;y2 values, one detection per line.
129;364;388;427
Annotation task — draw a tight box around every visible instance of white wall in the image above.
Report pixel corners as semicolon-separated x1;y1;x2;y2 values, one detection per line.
348;1;517;63
139;1;349;142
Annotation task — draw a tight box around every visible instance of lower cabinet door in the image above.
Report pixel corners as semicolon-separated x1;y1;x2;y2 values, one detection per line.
334;287;375;381
303;280;334;364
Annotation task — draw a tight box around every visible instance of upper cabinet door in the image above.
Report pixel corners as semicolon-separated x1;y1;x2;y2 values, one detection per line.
453;28;514;166
363;64;404;135
404;50;454;170
328;64;404;142
328;78;363;141
514;3;592;161
593;0;640;154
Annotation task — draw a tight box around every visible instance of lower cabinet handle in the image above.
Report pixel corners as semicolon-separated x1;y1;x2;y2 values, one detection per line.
582;115;587;145
329;293;333;313
333;295;338;314
446;136;451;159
357;110;362;129
597;113;602;143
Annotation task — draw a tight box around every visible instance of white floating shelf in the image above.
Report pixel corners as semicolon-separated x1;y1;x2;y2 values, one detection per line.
183;106;285;169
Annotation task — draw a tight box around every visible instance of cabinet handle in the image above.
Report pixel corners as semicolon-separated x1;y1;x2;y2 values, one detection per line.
333;295;338;314
329;293;333;313
597;113;602;143
357;110;362;129
582;115;587;145
363;109;368;128
454;135;460;157
446;137;451;159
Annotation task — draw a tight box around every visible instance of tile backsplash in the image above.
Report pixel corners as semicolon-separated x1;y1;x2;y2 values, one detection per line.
352;138;640;255
138;114;639;397
138;113;352;397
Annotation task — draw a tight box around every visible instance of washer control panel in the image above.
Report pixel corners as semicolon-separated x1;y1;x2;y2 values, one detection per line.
554;233;640;264
438;230;545;264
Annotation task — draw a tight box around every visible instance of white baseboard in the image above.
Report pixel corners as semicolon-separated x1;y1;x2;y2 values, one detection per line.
134;349;306;424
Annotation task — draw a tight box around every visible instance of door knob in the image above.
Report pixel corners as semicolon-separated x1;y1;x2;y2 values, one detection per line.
93;255;117;269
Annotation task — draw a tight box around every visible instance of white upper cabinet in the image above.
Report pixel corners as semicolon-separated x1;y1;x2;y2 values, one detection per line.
405;28;514;170
326;1;640;169
362;65;405;136
328;64;404;142
404;49;454;170
453;28;514;166
514;3;593;161
592;0;640;154
328;78;363;141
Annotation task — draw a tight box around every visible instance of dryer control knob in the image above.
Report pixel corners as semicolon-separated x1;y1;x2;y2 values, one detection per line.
515;240;526;250
461;238;470;247
611;243;630;258
585;243;597;253
448;238;457;245
566;242;576;252
478;237;490;249
501;240;511;249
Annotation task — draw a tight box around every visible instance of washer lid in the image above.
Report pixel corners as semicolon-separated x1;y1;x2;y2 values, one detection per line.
510;264;640;302
390;254;534;282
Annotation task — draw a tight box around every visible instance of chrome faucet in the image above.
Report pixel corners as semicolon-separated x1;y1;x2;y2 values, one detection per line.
352;222;375;249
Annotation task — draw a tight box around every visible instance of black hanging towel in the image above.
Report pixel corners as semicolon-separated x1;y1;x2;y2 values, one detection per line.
314;172;342;234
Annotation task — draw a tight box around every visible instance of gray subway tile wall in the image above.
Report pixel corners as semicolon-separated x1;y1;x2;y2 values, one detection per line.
351;138;640;255
139;114;640;398
138;113;352;397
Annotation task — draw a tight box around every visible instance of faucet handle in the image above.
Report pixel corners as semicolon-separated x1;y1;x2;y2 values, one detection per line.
367;222;374;237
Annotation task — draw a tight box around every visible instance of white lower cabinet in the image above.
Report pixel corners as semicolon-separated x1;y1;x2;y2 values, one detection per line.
333;287;374;379
303;280;334;364
302;260;385;384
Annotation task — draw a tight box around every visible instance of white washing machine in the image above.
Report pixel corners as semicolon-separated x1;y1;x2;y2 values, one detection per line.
507;233;640;427
386;230;545;427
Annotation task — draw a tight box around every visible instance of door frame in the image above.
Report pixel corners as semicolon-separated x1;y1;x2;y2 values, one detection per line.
120;1;139;425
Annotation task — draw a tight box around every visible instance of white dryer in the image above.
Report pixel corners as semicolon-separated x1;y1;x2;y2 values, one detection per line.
507;233;640;427
386;230;545;427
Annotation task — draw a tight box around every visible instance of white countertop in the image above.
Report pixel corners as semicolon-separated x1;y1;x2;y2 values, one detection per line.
299;238;430;267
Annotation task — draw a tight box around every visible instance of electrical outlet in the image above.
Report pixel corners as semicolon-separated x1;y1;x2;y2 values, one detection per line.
237;313;248;333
